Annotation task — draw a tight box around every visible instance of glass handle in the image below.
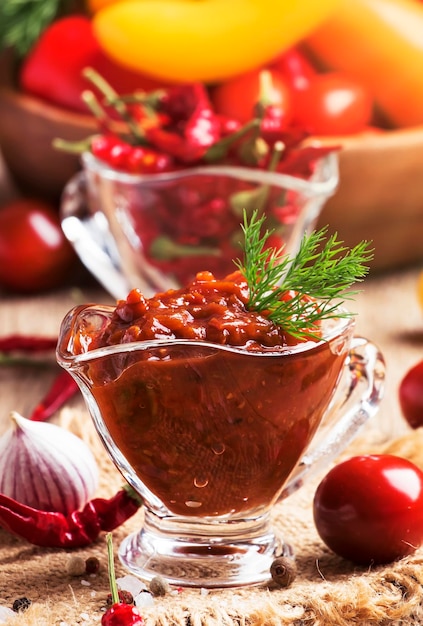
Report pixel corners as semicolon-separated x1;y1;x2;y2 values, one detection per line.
279;336;386;501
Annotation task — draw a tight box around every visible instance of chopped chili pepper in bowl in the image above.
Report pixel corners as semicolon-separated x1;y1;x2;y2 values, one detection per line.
58;75;339;299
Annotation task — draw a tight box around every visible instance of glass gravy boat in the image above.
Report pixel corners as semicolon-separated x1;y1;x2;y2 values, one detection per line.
57;305;385;588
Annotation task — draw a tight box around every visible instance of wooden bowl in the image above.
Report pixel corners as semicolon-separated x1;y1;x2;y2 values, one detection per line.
0;89;96;202
314;128;423;273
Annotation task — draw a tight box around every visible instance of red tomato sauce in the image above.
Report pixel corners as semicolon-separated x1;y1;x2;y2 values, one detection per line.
79;271;349;517
88;270;315;351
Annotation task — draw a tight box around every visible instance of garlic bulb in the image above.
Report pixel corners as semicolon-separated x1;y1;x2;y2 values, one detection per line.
0;411;99;515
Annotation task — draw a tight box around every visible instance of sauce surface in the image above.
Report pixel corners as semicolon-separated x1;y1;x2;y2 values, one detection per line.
89;270;314;351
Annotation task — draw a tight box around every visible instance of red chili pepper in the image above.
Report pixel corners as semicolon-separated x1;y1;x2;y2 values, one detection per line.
0;335;57;353
0;335;80;421
0;486;142;548
147;83;221;163
91;135;174;174
277;144;340;178
125;146;174;174
146;110;220;163
29;370;80;422
157;83;210;122
20;15;164;114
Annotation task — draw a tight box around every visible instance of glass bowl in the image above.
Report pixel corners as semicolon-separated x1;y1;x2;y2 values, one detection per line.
60;151;339;299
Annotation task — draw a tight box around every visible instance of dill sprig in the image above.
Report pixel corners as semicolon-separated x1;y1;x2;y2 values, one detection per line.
235;211;373;339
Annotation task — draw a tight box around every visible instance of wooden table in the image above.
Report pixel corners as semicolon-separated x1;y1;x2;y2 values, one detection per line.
1;265;423;626
1;148;423;625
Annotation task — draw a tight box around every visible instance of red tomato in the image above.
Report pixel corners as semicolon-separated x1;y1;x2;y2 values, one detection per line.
293;72;373;135
211;68;292;126
0;199;77;293
399;360;423;429
313;454;423;565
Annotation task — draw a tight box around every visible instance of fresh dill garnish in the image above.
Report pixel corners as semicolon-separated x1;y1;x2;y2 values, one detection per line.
235;210;374;339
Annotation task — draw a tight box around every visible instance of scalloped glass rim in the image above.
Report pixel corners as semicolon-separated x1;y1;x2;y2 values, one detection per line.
57;304;353;368
81;149;339;197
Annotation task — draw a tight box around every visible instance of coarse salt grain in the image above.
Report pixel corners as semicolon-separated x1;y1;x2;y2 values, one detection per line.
135;591;155;608
117;574;147;597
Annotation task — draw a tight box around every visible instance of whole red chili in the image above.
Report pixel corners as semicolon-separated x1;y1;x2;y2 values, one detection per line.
157;83;210;122
146;84;221;163
29;370;80;422
0;485;142;548
0;335;58;367
20;15;162;114
91;135;173;174
0;335;57;353
0;334;80;421
276;144;339;178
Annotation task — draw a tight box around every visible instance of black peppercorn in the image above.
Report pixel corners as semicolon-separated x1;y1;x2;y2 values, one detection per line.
12;597;32;612
149;575;170;596
270;556;297;587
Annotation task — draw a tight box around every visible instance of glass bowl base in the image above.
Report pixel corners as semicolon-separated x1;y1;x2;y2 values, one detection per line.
118;512;285;588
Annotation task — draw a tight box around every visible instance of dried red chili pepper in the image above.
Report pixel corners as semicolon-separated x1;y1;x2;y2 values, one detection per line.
0;335;57;353
29;370;80;422
0;486;142;548
147;83;221;163
277;144;340;178
0;335;80;421
146;109;220;163
157;83;210;122
90;134;174;174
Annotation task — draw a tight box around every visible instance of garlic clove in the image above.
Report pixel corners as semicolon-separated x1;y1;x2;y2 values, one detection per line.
0;411;99;515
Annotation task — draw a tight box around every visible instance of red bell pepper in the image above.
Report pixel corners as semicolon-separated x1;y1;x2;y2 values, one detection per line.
19;15;165;113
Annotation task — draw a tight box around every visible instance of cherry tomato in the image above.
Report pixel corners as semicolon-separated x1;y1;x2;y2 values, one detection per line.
399;360;423;429
313;454;423;565
211;68;292;126
0;199;77;294
293;72;374;136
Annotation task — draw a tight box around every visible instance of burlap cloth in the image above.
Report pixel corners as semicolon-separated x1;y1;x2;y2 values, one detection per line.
1;265;423;625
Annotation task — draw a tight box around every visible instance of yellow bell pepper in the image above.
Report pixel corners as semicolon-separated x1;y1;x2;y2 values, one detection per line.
305;0;423;128
90;0;340;84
